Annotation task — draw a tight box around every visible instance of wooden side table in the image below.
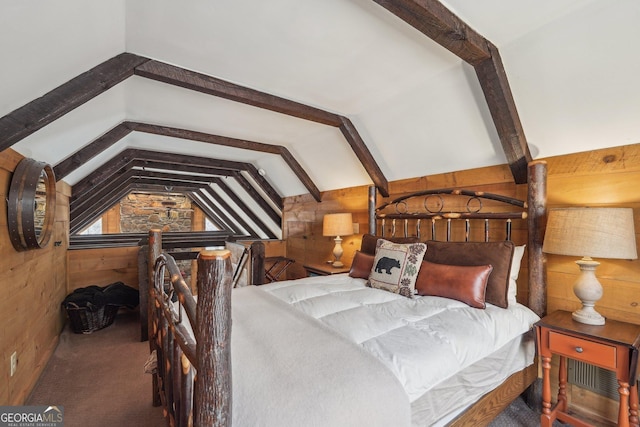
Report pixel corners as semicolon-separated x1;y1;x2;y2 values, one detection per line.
303;262;350;276
535;310;640;427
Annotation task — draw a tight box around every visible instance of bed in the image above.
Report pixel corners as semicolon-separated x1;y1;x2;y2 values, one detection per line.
147;160;547;426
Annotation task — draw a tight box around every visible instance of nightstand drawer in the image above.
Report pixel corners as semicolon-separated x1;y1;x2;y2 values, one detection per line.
548;331;617;370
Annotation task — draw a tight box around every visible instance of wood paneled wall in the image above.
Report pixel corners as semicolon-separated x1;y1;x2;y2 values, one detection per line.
544;144;640;325
0;149;70;405
67;247;141;292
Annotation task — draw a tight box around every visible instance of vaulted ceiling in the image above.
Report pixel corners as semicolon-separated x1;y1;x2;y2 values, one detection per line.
2;0;639;239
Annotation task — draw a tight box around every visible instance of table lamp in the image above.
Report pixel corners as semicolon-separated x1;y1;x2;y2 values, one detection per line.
542;207;637;325
322;213;353;267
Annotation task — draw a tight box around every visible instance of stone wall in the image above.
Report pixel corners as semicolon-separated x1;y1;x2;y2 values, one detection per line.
120;192;194;279
120;192;192;233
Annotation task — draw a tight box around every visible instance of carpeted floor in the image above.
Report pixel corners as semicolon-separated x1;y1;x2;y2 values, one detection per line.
26;310;165;427
28;309;551;426
489;395;546;426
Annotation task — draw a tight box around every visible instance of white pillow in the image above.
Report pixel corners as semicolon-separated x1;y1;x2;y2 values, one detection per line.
508;245;526;304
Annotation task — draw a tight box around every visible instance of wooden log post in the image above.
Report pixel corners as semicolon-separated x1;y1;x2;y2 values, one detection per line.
527;160;547;318
180;353;195;427
250;241;265;285
368;185;377;235
195;250;233;427
148;229;163;407
138;246;149;341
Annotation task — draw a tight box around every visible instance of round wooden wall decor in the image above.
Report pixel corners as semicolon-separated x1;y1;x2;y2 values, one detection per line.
7;158;56;251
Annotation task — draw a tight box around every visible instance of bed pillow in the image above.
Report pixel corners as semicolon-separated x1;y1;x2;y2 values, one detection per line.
508;245;526;304
423;240;515;308
360;234;420;256
367;239;426;298
349;251;375;279
415;260;493;309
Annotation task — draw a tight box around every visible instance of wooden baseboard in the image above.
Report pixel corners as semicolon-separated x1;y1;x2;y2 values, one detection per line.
449;362;538;427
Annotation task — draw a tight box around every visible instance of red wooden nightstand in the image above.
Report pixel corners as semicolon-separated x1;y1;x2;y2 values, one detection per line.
535;310;640;427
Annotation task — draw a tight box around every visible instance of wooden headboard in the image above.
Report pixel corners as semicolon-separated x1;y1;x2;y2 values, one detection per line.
367;160;547;317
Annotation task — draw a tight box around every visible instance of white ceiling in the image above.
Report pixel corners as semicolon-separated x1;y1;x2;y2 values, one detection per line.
2;0;640;197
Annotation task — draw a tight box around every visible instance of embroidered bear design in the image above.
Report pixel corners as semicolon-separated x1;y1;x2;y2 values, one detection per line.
375;257;401;274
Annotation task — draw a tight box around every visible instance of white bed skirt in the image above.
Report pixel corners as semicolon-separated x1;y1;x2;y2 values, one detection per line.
412;330;536;426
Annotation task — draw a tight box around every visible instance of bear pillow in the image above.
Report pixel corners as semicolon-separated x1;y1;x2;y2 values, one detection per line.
367;239;427;298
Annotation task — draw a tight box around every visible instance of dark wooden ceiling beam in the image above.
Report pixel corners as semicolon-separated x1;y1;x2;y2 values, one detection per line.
199;187;261;239
4;53;389;197
340;117;389;196
71;168;138;215
132;160;230;178
71;153;138;202
54;123;132;179
134;60;343;127
188;193;238;235
128;122;321;201
72;170;211;217
372;0;491;65
129;169;216;184
211;178;277;239
133;61;389;195
231;172;282;225
53;120;321;201
187;193;228;232
0;53;149;152
371;0;532;184
128;121;281;153
474;43;532;183
70;148;273;204
70;180;136;234
71;157;233;206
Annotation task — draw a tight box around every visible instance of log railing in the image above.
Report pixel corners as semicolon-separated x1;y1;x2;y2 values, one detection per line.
148;228;233;427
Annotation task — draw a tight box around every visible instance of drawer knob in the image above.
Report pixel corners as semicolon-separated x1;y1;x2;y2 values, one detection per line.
575;346;584;353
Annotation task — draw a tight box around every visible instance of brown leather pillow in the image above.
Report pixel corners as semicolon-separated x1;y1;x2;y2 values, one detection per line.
423;241;515;308
415;260;493;309
360;234;420;256
349;251;375;279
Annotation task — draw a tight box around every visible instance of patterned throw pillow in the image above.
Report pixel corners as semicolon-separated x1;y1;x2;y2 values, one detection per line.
368;239;427;298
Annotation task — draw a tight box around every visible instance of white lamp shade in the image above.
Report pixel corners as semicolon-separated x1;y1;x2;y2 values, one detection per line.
543;207;637;260
323;213;354;237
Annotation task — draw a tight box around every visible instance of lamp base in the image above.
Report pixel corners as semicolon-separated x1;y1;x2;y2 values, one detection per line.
572;308;605;325
331;236;344;268
572;257;605;325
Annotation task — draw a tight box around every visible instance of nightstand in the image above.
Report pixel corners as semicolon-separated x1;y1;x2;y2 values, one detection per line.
303;262;350;276
535;310;640;427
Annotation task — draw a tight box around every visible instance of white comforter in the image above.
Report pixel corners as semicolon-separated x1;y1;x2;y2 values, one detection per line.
260;274;540;403
184;273;539;426
230;284;412;427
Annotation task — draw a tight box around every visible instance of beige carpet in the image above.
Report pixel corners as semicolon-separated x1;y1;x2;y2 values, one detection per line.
27;310;165;427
